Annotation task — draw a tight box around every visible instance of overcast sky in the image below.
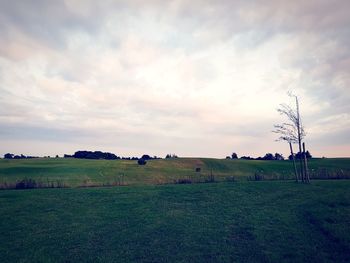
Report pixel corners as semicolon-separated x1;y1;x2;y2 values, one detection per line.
0;0;349;158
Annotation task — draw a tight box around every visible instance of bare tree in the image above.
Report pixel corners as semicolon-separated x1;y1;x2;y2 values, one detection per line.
273;122;299;182
273;93;309;183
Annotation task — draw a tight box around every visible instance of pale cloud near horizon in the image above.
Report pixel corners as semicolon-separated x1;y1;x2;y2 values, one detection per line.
0;0;349;158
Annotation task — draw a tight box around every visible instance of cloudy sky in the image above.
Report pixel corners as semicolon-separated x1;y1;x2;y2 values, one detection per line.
0;0;349;158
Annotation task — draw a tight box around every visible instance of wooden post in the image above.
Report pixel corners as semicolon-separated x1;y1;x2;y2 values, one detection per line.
303;142;310;183
289;142;299;182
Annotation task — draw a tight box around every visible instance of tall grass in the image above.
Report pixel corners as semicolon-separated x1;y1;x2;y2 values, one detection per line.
247;168;350;181
0;177;129;190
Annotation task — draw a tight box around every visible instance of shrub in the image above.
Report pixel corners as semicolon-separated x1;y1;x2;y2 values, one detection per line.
141;154;151;160
289;151;312;160
174;178;192;184
138;159;147;165
4;153;14;159
241;156;254;160
16;178;37;189
274;153;284;160
165;154;178;159
262;153;274;160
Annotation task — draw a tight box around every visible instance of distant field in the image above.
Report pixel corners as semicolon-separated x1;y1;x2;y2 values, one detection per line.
0;181;349;262
0;157;350;187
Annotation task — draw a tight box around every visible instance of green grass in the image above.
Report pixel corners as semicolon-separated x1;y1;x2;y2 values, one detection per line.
0;181;350;262
1;157;349;187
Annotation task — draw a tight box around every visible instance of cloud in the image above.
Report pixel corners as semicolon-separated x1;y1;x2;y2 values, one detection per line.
0;0;349;157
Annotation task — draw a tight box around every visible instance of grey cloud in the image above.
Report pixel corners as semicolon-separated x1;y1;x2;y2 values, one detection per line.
0;0;104;58
1;0;349;46
310;128;350;146
0;0;349;157
206;120;275;138
0;123;91;142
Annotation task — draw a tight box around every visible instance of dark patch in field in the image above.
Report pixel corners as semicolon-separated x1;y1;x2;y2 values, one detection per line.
328;201;349;208
325;218;336;224
304;211;350;262
282;252;294;260
228;226;269;263
305;212;340;243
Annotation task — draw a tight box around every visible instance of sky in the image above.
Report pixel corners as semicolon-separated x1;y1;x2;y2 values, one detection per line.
0;0;349;158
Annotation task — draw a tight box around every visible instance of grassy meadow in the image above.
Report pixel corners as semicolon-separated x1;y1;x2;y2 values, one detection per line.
0;157;350;187
1;158;350;262
0;181;350;262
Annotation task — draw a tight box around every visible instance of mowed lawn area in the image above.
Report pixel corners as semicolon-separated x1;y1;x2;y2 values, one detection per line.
1;181;350;263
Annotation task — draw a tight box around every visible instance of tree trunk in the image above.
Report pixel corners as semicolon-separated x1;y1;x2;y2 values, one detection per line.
289;142;299;182
303;142;310;183
296;96;305;182
298;141;304;182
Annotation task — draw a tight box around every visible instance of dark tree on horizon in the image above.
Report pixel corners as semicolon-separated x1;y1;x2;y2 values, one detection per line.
4;153;14;159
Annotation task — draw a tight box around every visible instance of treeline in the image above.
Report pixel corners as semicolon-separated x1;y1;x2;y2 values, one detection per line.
64;151;163;160
64;151;119;160
226;151;312;161
3;151;313;161
3;153;39;159
2;151;169;160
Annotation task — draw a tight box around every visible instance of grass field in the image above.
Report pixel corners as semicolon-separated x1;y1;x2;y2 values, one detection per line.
1;158;349;262
1;180;350;263
1;157;350;187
